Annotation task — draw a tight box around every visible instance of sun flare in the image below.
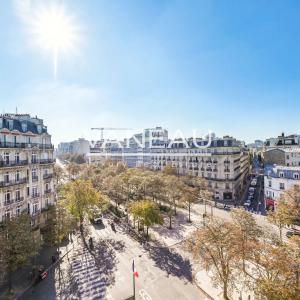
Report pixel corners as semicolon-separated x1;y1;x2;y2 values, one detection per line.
31;5;79;77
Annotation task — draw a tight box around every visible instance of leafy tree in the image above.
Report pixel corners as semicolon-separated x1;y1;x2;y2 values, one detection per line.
181;186;198;222
66;162;81;180
62;179;108;235
0;214;42;292
186;218;239;300
164;175;183;216
267;199;293;242
250;237;300;300
230;209;262;273
162;164;177;176
129;200;163;236
42;202;77;250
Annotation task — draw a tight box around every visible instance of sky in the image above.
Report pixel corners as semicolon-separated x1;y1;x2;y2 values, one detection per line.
0;0;300;145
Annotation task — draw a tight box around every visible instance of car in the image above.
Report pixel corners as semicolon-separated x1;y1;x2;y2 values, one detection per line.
244;202;251;207
249;187;255;193
286;230;300;238
90;217;103;225
251;180;257;186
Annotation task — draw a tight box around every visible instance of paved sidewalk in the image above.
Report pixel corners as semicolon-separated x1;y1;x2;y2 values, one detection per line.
0;235;77;300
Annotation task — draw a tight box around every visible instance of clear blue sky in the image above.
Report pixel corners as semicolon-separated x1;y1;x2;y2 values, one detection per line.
0;0;299;145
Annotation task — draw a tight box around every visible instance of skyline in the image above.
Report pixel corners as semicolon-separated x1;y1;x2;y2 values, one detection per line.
1;0;300;145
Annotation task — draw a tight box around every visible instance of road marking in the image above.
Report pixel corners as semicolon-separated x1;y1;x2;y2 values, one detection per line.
139;289;153;300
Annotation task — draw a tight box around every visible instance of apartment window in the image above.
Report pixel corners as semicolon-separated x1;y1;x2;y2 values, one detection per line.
4;153;9;165
280;183;285;190
279;172;284;178
268;180;272;188
294;173;299;180
15;153;20;163
207;173;211;179
27;187;30;197
16;206;21;216
201;172;204;177
225;174;229;180
5;191;11;203
15;171;20;182
31;153;37;164
15;190;21;201
225;183;230;189
4;172;9;183
32;186;38;197
21;122;27;132
33;203;39;214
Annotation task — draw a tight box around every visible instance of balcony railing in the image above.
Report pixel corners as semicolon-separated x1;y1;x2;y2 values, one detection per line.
15;196;24;203
43;173;53;179
40;159;55;164
32;193;40;198
0;178;28;188
0;160;29;168
0;142;53;149
45;189;52;194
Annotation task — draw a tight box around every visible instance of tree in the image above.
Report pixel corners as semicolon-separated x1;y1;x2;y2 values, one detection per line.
164;175;183;216
250;237;300;300
182;186;198;222
230;209;262;272
267;199;293;242
0;214;42;293
66;162;81;180
186;218;239;300
129;200;163;236
42;201;77;250
62;179;108;235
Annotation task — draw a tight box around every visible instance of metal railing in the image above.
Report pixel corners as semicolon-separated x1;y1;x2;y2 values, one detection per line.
31;193;40;198
43;173;53;179
0;178;28;188
0;160;29;168
32;176;39;182
0;142;53;149
40;159;55;164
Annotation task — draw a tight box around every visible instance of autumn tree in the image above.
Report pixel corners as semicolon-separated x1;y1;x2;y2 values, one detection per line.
129;200;163;236
66;162;81;180
0;214;42;293
181;186;198;222
62;179;108;235
267;199;293;242
186;218;239;300
42;201;77;251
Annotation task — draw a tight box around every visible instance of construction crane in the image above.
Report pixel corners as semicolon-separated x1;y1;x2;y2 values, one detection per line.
91;127;133;141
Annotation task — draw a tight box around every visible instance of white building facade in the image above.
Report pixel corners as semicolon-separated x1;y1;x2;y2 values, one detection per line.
151;136;249;202
0;114;55;223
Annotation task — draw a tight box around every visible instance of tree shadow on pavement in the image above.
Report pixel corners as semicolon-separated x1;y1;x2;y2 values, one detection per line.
145;243;193;283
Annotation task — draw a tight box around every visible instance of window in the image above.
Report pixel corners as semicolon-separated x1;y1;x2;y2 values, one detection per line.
5;191;11;203
32;186;38;197
4;153;9;165
225;183;230;189
15;171;20;182
21;122;27;132
280;183;285;190
225;174;229;180
4;172;9;183
15;153;20;163
294;173;299;180
27;186;30;197
16;206;21;216
268;180;272;188
279;172;284;178
16;190;21;201
4;211;11;221
31;153;37;164
33;203;39;214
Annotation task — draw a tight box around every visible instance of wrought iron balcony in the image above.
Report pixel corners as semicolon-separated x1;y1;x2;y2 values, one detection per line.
32;176;39;182
43;173;53;179
31;193;40;198
40;159;55;164
0;160;29;168
0;178;28;188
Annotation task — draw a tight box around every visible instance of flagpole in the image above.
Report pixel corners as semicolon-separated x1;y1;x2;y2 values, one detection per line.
132;259;136;300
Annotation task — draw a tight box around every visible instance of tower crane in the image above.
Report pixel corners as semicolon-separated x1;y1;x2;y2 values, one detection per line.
91;127;133;141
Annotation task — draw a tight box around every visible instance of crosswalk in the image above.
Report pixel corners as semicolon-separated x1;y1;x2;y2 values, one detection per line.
69;247;111;299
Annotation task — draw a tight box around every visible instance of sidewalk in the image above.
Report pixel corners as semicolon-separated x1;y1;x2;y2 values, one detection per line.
0;235;76;300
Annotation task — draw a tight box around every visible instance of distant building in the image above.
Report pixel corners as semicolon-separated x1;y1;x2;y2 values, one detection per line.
264;164;300;210
57;138;90;156
0;113;55;223
150;136;249;202
265;133;300;149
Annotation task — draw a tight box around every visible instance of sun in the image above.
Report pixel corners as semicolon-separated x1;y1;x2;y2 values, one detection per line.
31;4;79;77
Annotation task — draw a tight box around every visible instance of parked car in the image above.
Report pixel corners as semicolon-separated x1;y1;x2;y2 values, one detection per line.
90;217;103;225
251;179;257;186
286;230;300;238
249;187;255;193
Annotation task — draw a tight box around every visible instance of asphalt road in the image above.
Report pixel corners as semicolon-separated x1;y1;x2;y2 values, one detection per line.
20;217;208;300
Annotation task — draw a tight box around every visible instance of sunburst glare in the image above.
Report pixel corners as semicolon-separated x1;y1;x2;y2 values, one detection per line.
31;4;79;78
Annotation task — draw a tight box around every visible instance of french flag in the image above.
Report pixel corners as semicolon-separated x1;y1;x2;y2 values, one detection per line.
132;260;139;278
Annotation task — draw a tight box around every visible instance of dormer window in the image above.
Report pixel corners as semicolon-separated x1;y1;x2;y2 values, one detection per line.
22;123;27;132
37;125;42;134
8;120;13;130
